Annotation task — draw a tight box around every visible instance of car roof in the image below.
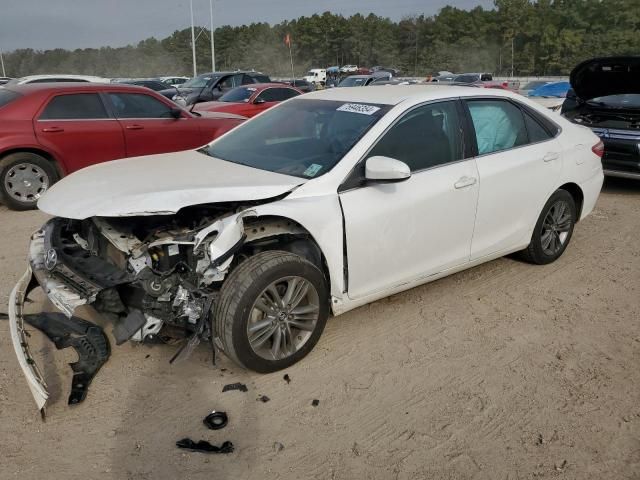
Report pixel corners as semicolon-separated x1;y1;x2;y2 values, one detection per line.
195;71;266;77
15;74;107;83
344;75;375;79
2;82;162;95
235;82;296;90
303;84;516;105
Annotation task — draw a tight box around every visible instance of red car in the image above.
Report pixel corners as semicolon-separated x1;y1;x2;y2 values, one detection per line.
0;83;245;210
193;83;302;118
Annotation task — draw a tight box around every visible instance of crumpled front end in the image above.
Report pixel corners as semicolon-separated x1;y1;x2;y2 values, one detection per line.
9;208;255;413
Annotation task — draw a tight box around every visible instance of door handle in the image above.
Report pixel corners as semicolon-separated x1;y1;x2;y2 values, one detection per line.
454;176;477;189
125;124;144;130
543;152;559;162
41;126;64;133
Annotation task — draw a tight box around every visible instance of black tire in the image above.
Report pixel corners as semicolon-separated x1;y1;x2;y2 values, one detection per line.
521;189;577;265
215;250;329;373
0;152;58;211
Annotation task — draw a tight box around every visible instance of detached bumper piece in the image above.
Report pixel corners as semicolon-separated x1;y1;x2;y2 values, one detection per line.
9;265;110;416
24;312;110;407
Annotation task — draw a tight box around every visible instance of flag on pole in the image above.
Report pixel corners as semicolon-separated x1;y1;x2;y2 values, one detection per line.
284;33;291;47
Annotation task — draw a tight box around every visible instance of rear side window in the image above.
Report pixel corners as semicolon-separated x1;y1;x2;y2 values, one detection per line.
40;93;108;119
523;111;552;143
108;93;173;118
466;99;527;155
0;90;21;108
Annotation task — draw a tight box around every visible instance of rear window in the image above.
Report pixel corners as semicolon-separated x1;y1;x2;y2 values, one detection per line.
40;93;108;119
0;89;21;108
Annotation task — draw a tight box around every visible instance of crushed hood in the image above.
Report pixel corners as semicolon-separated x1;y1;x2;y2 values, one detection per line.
38;150;304;219
570;56;640;100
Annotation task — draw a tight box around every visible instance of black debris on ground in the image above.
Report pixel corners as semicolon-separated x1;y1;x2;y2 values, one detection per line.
176;438;234;454
283;374;291;384
273;442;285;453
258;395;270;403
203;411;228;430
222;382;248;393
311;399;320;407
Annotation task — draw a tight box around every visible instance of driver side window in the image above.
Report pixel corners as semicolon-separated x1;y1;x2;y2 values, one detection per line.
367;101;463;172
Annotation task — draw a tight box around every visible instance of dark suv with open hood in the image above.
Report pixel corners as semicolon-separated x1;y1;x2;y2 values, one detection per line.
562;56;640;180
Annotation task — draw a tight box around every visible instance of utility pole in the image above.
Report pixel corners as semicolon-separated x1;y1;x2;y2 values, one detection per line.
209;0;215;72
510;37;514;78
190;0;197;77
0;47;6;77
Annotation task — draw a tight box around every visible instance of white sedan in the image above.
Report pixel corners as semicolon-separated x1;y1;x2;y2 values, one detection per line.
10;85;603;412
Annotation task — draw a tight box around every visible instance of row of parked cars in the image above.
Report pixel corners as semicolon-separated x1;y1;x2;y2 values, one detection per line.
0;71;311;209
1;56;638;211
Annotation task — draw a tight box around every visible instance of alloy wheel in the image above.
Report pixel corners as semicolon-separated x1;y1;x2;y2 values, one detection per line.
247;276;320;361
541;200;572;256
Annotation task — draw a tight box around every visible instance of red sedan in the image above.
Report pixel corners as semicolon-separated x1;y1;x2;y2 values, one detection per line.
193;83;302;118
0;83;245;210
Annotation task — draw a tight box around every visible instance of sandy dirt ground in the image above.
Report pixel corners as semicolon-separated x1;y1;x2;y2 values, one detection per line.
0;178;639;480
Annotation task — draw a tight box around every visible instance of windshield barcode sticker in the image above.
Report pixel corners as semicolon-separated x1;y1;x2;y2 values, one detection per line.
337;103;380;115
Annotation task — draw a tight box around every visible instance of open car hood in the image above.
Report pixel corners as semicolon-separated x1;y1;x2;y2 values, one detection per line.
38;150;305;219
570;56;640;100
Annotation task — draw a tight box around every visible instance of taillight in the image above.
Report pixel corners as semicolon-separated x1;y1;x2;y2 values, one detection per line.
591;140;604;157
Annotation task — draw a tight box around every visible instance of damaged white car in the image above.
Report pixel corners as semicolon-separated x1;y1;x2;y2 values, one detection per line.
10;86;604;413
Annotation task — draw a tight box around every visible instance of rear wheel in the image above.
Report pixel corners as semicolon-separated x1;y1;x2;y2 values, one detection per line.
521;189;576;265
215;250;329;372
0;152;57;211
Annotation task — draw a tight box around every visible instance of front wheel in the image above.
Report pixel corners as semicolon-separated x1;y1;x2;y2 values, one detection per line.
215;251;329;373
0;152;57;211
521;189;577;265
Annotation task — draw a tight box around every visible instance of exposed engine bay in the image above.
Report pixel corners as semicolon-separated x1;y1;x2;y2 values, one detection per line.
567;109;640;130
41;204;311;346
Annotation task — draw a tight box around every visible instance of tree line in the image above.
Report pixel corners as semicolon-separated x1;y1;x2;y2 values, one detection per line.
3;0;639;79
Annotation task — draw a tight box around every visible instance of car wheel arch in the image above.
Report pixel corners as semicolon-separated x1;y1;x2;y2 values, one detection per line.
557;182;584;221
0;147;65;179
240;215;331;295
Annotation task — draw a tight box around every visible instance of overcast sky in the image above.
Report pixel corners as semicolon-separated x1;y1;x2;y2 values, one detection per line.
1;0;494;52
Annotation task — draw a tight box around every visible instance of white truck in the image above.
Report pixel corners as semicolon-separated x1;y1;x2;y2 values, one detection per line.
304;69;326;85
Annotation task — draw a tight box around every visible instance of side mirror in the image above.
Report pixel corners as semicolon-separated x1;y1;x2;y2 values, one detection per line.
170;108;182;119
365;156;411;183
253;98;266;104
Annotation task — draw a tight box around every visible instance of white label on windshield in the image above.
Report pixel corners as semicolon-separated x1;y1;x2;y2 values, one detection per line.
337;103;380;115
304;164;323;177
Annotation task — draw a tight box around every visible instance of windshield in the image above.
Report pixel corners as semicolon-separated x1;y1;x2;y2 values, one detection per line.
219;86;255;103
182;74;219;88
204;99;390;178
338;77;368;87
588;94;640;109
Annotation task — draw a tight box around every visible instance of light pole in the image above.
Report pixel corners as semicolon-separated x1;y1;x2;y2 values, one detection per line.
209;0;216;72
0;47;6;77
190;0;197;77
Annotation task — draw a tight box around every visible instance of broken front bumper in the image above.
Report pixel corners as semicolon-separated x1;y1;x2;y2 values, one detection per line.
9;225;111;415
9;265;49;413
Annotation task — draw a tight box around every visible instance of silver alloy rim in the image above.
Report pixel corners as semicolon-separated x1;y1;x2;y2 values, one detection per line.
4;163;49;203
247;276;320;361
541;200;572;255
